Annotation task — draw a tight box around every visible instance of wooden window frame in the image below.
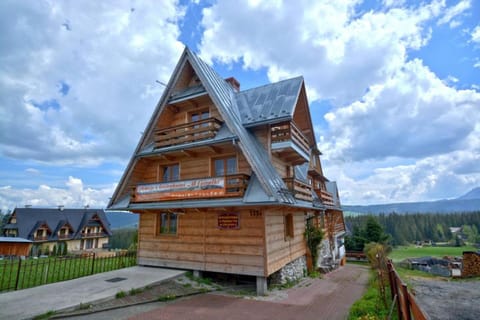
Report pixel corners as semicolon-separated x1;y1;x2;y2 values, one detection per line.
284;213;294;240
189;109;210;123
156;212;178;236
160;163;180;182
211;155;237;177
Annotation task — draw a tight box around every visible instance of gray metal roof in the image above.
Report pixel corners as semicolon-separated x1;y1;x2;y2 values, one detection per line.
108;46;313;209
2;208;112;241
0;237;32;243
188;48;295;204
236;77;303;126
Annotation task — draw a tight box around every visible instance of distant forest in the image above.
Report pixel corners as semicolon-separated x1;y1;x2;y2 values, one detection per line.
345;211;480;246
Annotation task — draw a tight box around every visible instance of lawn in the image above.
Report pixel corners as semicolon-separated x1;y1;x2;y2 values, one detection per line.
389;245;477;262
0;252;136;292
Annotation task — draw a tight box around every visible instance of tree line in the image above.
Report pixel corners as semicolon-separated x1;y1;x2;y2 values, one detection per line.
345;211;480;248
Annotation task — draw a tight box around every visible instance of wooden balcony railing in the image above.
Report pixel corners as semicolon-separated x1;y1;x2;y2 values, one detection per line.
81;232;104;238
58;234;71;239
283;178;313;202
271;121;310;159
33;235;48;241
154;117;223;148
315;189;336;207
132;174;250;203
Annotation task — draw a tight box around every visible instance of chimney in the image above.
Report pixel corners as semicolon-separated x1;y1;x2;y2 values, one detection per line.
225;77;240;92
58;205;64;211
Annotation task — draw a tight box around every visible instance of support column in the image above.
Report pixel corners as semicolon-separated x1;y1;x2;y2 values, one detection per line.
193;270;202;278
256;276;267;296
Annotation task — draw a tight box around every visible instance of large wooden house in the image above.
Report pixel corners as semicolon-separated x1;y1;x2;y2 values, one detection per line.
2;207;112;255
108;47;345;294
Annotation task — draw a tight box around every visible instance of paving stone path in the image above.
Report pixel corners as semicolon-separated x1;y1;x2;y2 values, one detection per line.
60;264;369;320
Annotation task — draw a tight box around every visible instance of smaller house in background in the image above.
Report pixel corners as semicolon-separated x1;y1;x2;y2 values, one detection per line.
2;207;112;255
0;237;32;257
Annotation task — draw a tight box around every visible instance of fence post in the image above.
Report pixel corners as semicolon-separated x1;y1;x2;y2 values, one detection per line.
91;252;96;275
15;258;22;290
402;283;412;320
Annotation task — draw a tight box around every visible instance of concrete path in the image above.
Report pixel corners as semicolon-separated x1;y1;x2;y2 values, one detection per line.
0;266;185;320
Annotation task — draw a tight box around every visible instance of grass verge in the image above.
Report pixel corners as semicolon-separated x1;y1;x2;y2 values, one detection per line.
348;270;395;320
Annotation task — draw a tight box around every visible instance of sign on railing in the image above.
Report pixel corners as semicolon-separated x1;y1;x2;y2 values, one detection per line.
135;177;226;202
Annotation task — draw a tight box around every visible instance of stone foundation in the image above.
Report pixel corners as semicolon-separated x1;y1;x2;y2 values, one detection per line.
269;256;307;285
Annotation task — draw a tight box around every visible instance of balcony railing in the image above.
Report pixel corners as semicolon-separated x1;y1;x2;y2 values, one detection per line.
154;117;223;148
283;178;313;202
131;174;250;203
33;235;48;241
271;121;310;165
81;232;104;238
315;189;336;207
58;234;71;239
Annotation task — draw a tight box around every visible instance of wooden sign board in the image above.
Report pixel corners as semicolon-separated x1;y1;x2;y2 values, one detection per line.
217;213;240;230
135;177;225;202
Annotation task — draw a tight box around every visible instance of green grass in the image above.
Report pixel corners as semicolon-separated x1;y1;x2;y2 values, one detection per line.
348;270;394;320
0;253;137;292
389;245;476;262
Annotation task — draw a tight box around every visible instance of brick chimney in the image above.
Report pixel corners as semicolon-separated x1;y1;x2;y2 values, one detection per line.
225;77;240;92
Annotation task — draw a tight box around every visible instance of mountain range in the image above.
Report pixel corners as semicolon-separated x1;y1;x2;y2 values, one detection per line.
343;187;480;215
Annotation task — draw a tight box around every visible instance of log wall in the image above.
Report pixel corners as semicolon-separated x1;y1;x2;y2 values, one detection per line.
137;209;266;276
264;209;307;276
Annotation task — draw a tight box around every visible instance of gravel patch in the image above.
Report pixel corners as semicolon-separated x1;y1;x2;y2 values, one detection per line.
409;278;480;320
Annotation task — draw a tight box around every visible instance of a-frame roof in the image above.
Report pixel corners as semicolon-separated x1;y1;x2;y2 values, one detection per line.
109;47;325;209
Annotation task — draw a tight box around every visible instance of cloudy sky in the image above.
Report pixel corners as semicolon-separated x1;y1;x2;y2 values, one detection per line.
1;0;479;211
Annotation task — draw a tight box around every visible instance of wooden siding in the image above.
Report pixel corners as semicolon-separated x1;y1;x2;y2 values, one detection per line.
137;209;266;276
264;209;307;276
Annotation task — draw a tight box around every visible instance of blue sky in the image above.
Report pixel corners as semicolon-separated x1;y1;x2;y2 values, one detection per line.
0;0;479;211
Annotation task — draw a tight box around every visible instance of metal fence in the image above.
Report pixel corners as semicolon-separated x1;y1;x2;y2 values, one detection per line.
0;251;136;292
387;259;429;320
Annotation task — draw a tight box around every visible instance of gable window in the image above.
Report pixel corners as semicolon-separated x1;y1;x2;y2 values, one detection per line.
162;164;179;182
213;156;237;176
158;213;178;235
191;110;209;124
285;213;294;239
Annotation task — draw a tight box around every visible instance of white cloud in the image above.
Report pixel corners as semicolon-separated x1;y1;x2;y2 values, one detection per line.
0;176;115;212
472;25;480;43
199;0;444;105
0;1;185;165
199;0;480;203
437;0;470;27
321;59;480;162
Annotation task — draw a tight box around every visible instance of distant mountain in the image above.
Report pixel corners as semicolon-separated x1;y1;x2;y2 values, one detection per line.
343;187;480;215
105;211;138;229
457;187;480;200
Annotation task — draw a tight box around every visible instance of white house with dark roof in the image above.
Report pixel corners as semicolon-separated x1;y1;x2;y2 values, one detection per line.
2;207;112;254
108;46;345;295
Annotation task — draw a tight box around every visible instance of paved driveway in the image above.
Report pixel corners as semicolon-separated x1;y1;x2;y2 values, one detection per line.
126;264;370;320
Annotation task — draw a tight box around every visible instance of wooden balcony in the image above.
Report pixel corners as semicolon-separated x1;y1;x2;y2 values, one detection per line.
271;121;310;165
132;174;250;203
58;234;71;240
315;189;336;207
154;117;223;148
81;232;104;238
283;178;313;202
33;235;48;241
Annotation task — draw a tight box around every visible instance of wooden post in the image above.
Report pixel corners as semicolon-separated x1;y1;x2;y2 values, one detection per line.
402;283;412;320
